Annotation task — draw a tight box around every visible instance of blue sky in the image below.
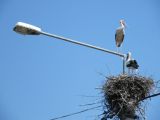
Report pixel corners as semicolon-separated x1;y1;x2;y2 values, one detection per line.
0;0;160;120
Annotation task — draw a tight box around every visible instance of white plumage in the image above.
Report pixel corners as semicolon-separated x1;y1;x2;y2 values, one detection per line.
126;52;139;74
115;20;126;51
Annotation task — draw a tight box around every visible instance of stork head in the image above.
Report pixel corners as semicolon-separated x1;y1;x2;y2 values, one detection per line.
120;19;126;28
126;52;132;61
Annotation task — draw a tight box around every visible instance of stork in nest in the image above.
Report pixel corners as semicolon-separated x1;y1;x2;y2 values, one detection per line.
126;52;139;74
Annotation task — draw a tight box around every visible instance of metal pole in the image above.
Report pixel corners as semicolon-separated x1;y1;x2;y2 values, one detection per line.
40;31;126;73
123;57;125;74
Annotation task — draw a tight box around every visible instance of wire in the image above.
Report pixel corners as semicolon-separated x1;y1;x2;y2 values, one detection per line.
141;92;160;101
50;106;101;120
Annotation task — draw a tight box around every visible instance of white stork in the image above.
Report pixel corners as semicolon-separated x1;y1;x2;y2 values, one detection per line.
115;20;126;52
126;52;139;74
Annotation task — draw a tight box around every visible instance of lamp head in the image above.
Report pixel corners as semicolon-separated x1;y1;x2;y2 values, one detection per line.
13;22;41;35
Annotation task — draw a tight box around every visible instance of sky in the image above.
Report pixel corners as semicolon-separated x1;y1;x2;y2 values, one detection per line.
0;0;160;120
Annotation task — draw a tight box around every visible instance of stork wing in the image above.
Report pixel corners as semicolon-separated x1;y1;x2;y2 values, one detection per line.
115;29;124;47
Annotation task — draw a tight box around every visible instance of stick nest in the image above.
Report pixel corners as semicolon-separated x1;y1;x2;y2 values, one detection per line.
101;74;154;120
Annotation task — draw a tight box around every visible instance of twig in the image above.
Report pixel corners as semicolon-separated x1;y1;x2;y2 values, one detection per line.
50;106;101;120
137;105;146;120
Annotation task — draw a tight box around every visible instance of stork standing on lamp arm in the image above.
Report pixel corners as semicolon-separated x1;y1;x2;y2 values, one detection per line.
115;20;126;52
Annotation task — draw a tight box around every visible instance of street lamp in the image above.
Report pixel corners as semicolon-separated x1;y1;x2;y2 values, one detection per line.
13;22;41;35
13;22;126;74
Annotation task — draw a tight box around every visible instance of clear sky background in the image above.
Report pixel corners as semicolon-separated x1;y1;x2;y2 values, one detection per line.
0;0;160;120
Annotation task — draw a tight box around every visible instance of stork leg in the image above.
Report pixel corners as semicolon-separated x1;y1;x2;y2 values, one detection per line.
131;69;134;74
116;47;119;53
134;69;138;75
127;69;130;75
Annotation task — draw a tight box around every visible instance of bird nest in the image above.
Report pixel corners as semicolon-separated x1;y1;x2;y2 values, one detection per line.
101;74;154;120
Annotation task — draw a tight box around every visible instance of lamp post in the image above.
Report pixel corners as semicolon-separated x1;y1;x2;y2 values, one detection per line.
13;22;126;74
